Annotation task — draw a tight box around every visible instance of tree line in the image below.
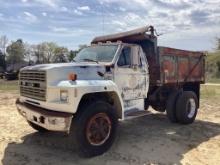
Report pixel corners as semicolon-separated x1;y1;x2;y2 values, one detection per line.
0;35;87;72
1;34;220;78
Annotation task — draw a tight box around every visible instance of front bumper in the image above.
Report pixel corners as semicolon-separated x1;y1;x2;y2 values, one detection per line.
16;99;73;132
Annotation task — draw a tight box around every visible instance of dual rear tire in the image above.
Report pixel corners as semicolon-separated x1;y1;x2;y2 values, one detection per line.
166;91;198;124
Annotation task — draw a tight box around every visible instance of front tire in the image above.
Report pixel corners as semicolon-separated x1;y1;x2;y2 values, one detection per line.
74;101;118;157
176;91;198;124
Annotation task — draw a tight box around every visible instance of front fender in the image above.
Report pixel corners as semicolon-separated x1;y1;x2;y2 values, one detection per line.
52;80;124;115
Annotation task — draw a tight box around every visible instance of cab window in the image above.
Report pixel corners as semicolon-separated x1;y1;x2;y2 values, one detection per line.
117;47;131;67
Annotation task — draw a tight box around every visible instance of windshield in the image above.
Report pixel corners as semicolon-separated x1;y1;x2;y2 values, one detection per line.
74;45;118;63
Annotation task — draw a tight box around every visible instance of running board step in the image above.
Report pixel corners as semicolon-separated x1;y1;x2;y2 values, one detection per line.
124;109;151;120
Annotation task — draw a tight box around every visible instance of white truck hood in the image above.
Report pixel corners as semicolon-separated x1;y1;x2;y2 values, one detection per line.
21;62;109;85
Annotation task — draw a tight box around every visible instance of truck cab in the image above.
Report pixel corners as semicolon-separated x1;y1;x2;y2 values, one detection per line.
76;42;150;110
16;26;205;157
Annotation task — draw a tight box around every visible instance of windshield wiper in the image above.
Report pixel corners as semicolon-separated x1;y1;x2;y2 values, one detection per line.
83;58;99;64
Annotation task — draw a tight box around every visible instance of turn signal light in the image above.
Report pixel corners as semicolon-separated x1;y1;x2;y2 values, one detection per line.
68;73;77;81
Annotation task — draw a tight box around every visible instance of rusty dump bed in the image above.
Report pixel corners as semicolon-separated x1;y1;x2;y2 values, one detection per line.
92;26;205;86
157;47;205;85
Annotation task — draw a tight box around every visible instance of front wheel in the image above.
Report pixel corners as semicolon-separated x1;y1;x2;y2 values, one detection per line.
176;91;198;124
74;101;118;157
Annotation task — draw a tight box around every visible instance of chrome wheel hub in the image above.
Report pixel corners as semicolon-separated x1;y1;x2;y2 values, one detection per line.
187;98;196;118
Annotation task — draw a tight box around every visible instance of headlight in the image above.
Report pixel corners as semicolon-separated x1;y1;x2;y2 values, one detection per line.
60;90;68;102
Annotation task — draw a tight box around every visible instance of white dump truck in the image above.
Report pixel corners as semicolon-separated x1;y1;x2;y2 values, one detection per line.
16;26;205;157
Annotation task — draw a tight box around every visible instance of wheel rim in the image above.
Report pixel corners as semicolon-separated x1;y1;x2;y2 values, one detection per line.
187;98;196;118
86;113;112;146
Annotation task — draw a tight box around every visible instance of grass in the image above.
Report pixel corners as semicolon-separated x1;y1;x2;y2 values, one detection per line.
207;78;220;84
0;79;18;91
201;84;220;99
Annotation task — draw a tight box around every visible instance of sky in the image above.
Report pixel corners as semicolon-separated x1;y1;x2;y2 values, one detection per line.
0;0;219;51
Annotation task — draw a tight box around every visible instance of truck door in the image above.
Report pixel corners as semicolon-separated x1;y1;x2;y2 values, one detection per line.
114;45;148;101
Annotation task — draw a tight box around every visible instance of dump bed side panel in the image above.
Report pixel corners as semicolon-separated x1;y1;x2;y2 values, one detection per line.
158;47;205;84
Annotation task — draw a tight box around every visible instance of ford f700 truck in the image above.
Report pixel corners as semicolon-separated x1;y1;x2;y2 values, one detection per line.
16;26;205;157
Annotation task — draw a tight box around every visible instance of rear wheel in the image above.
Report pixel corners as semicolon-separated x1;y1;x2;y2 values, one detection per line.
166;90;181;123
27;121;48;132
176;91;198;124
74;101;118;157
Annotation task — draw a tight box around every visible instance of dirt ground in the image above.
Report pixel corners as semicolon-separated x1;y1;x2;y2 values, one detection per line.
0;91;220;165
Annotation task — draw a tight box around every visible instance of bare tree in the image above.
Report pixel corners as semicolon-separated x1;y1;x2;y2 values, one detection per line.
33;42;59;64
43;42;57;63
33;44;46;64
6;39;25;70
24;42;35;65
53;46;69;63
0;35;8;55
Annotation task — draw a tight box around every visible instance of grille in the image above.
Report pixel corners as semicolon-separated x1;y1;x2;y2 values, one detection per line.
19;70;47;101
